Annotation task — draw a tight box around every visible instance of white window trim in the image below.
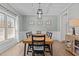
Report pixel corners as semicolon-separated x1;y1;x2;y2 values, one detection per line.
0;8;19;54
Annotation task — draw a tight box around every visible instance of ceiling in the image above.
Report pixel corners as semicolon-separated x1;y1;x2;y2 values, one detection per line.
8;3;71;15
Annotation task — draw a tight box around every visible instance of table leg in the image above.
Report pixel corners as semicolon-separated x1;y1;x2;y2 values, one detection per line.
50;44;53;55
24;43;26;56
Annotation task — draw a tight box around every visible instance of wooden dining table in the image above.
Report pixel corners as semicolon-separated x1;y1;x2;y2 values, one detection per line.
22;34;54;56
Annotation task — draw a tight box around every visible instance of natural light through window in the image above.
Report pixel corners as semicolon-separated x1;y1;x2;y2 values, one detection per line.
0;12;16;42
0;13;5;42
7;16;15;39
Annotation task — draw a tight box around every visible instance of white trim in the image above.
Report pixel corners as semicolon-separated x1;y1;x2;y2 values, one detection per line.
59;3;73;15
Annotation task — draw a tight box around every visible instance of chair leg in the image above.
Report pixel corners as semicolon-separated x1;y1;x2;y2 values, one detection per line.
24;43;26;56
43;52;45;56
27;44;29;54
32;52;35;56
48;45;52;55
45;45;51;54
45;45;52;55
48;45;50;51
50;44;53;55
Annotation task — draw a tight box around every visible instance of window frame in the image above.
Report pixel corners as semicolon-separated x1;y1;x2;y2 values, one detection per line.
0;5;19;54
0;11;17;42
6;15;16;40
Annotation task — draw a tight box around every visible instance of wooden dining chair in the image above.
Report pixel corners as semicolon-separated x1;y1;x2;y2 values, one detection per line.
32;35;45;56
26;32;32;54
46;32;52;39
45;32;53;54
46;32;49;36
49;32;52;39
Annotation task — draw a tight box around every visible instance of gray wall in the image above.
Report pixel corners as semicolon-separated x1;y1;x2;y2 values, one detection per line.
19;15;61;41
22;15;60;32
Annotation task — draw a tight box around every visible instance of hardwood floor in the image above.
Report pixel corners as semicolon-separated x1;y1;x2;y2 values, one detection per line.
53;40;73;56
0;40;73;56
26;40;73;56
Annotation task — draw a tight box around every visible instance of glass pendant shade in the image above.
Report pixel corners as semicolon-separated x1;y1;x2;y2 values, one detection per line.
37;8;43;19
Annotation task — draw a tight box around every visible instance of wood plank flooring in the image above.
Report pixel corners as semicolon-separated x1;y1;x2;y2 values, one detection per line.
0;40;73;56
26;40;73;56
53;40;73;56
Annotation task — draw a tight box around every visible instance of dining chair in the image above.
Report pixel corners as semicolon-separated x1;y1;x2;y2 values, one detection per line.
32;35;45;56
26;32;32;54
26;33;30;38
46;32;52;39
45;32;53;54
46;32;49;36
49;32;52;39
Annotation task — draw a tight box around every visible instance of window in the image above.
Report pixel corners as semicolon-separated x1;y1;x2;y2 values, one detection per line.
6;16;16;39
0;13;5;42
0;12;16;42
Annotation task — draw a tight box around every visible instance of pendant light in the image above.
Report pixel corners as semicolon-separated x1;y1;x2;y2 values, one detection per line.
37;3;43;19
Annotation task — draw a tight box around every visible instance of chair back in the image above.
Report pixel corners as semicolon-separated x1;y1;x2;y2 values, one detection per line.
49;32;52;39
46;32;49;36
32;34;45;51
46;32;52;39
26;31;32;38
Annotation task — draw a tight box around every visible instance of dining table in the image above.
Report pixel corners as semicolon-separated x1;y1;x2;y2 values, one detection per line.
22;34;54;56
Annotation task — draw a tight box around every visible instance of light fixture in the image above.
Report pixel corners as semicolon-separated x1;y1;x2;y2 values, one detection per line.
37;3;43;19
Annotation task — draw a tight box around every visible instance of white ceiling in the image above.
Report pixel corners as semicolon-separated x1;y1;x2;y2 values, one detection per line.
8;3;71;15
